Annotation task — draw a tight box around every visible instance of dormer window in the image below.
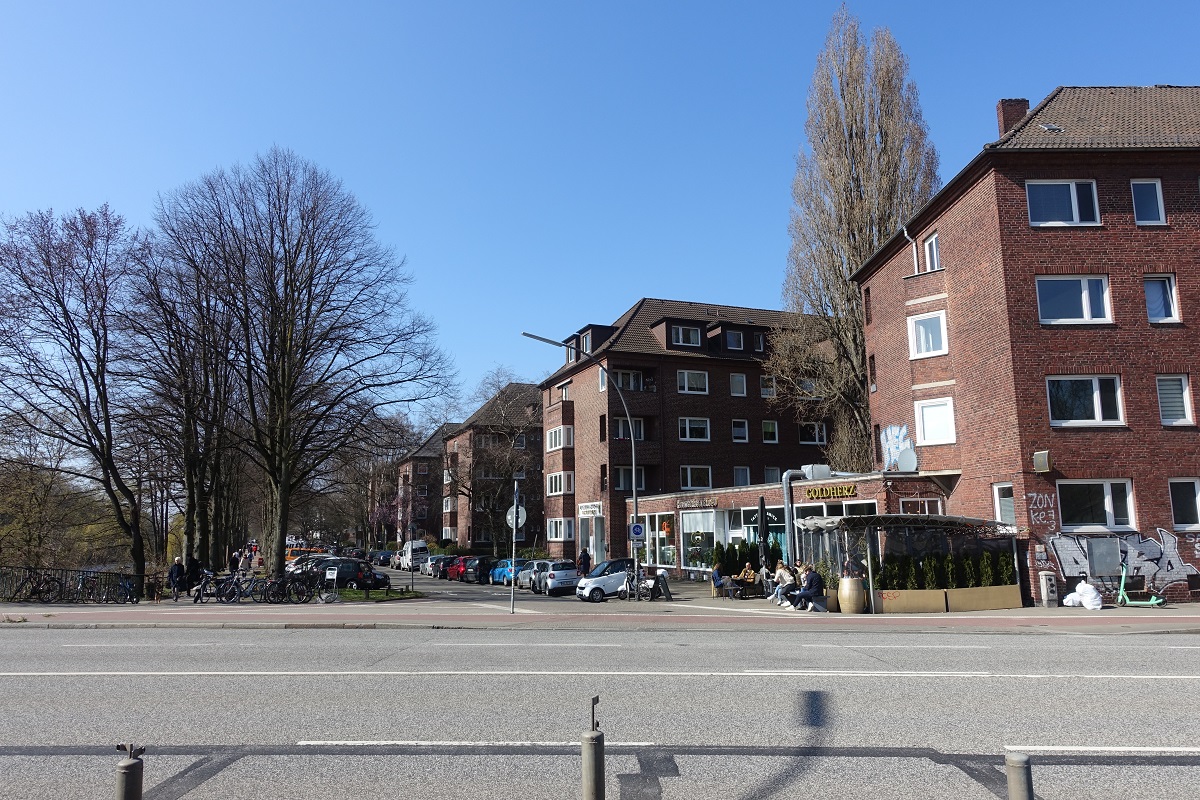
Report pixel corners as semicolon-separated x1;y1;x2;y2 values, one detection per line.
580;332;592;353
671;325;701;346
725;330;743;350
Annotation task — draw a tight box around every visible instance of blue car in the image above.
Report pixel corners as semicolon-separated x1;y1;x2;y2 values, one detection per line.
488;558;529;586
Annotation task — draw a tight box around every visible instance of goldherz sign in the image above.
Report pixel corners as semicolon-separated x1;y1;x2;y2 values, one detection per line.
803;484;858;500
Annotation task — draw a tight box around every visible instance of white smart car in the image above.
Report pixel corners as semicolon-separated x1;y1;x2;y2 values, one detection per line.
575;558;635;603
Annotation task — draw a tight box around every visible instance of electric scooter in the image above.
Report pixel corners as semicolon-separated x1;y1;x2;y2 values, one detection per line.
1116;562;1166;607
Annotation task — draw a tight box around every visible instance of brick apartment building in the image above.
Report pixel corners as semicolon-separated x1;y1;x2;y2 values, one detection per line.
440;383;543;550
852;86;1200;601
536;298;827;563
396;422;459;544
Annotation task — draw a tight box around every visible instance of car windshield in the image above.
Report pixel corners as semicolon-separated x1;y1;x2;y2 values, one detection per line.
551;562;575;571
587;562;612;578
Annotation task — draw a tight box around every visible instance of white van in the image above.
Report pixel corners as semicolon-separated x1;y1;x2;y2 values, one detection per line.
399;540;429;571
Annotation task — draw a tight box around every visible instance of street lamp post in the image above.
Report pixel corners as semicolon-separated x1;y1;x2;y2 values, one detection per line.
522;332;641;598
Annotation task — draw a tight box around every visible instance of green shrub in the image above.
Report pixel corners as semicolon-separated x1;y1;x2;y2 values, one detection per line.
712;542;726;574
962;553;979;588
879;555;901;591
997;549;1016;585
922;556;940;590
814;558;838;591
943;552;958;589
904;556;921;590
979;550;996;587
768;542;783;570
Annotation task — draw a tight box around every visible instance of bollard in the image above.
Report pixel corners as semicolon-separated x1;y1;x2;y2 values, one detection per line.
116;743;145;800
582;695;604;800
1004;751;1033;800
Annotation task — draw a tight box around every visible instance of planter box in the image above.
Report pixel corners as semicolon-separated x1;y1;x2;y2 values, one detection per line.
945;584;1022;612
872;588;947;614
825;590;839;613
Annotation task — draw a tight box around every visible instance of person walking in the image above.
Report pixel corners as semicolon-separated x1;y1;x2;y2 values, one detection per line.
228;550;240;575
185;555;201;596
578;548;591;575
238;550;252;573
167;557;186;601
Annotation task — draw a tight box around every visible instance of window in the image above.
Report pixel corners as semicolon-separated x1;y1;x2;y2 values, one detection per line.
580;332;592;353
417;463;429;475
678;370;708;394
598;369;606;392
730;373;747;396
546;518;576;541
914;397;955;445
546;471;575;496
907;310;948;359
680;466;712;490
764;467;781;483
993;483;1015;525
678;417;710;441
546;426;574;451
415;507;427;519
1047;376;1123;426
1058;479;1134;530
443;469;451;484
558;383;570;401
415;485;428;497
868;354;877;392
762;420;779;444
753;332;766;351
613;466;645;491
671;325;701;346
922;233;941;272
1157;375;1193;425
475;465;503;479
1169;479;1200;529
442;527;455;539
760;376;776;398
474;433;502;448
1131;179;1165;225
614;370;643;391
900;498;943;515
513;434;526;449
1026;180;1099;225
732;419;749;442
614;417;644;440
1036;276;1110;323
863;287;872;325
565;345;576;363
513;467;526;480
798;422;827;445
442;497;453;513
733;466;751;487
1144;275;1179;322
726;330;743;350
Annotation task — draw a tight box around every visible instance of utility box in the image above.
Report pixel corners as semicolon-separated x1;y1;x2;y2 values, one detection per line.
1038;571;1058;607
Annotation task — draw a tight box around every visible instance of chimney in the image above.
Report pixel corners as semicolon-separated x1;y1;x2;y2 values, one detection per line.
997;98;1029;136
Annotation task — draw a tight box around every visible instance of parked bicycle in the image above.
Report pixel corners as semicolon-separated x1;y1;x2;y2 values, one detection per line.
10;568;64;603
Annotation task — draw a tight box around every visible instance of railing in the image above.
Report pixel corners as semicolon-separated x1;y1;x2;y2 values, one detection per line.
0;565;161;604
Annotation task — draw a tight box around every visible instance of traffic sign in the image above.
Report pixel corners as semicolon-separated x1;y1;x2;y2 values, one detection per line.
506;505;527;530
629;523;645;540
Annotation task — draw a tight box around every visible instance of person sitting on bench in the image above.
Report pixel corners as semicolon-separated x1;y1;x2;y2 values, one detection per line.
788;564;826;611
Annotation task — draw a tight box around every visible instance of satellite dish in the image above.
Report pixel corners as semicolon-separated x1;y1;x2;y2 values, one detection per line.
896;448;918;472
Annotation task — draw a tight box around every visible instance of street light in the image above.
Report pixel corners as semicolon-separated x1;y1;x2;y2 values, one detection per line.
522;331;641;598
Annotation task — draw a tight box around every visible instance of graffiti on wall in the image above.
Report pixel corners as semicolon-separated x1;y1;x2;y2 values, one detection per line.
880;424;911;470
1026;491;1057;529
1048;528;1199;589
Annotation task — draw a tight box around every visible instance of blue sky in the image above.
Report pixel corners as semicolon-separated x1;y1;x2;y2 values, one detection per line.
3;1;1198;414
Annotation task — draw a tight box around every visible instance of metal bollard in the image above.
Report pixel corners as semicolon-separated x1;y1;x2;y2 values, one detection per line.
582;696;604;800
116;743;145;800
1004;751;1034;800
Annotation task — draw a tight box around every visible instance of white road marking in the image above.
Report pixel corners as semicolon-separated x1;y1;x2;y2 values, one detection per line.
438;642;622;647
1006;745;1200;753
297;740;656;747
2;669;1197;680
468;603;542;614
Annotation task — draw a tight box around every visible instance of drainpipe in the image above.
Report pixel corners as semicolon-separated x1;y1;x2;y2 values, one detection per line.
901;226;919;274
781;470;801;565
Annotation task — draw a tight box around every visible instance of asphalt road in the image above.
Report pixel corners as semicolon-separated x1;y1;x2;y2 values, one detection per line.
2;619;1199;799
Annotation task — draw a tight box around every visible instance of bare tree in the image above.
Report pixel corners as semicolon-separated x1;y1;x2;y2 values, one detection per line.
771;7;940;469
0;206;151;575
155;148;452;575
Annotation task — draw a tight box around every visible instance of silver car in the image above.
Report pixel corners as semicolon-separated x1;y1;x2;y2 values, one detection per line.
535;560;579;596
516;560;547;590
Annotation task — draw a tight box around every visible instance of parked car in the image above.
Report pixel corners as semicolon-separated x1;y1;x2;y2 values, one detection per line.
527;559;553;593
422;555;448;576
576;558;636;603
537;560;580;596
446;556;470;581
489;558;529;586
286;553;336;574
373;551;393;567
516;560;546;590
341;548;368;561
464;555;497;583
433;557;454;579
312;558;386;589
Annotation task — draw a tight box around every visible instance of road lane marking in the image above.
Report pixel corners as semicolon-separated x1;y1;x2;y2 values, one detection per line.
296;740;656;747
1006;745;1200;753
2;669;1197;680
438;642;622;647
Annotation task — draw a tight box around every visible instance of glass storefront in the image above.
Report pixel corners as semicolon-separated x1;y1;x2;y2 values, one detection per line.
682;510;717;570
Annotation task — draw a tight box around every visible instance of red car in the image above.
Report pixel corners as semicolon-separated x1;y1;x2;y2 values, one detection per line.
446;556;469;581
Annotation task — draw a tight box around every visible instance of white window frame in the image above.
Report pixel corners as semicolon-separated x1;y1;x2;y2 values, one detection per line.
1144;275;1180;323
546;425;574;452
762;420;779;444
907;310;948;359
914;397;956;445
731;419;749;443
1035;275;1111;324
1057;479;1135;531
1026;179;1100;226
678;417;710;441
922;232;941;272
580;332;592;353
798;421;827;445
416;485;428;497
1169;479;1200;530
764;467;781;483
442;497;453;513
613;466;645;492
730;373;747;397
546;518;576;542
598;369;606;392
614;370;643;391
613;416;644;441
442;527;455;539
671;325;701;346
443;469;451;485
546;471;575;497
680;465;712;491
753;332;766;352
1131;179;1165;225
760;375;776;398
1046;375;1124;427
726;330;743;350
558;382;570;401
677;370;708;394
899;497;943;515
733;466;751;487
1157;375;1193;426
992;483;1016;525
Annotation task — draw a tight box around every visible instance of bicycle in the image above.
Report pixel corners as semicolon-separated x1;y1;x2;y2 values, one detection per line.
620;564;648;601
11;568;64;603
